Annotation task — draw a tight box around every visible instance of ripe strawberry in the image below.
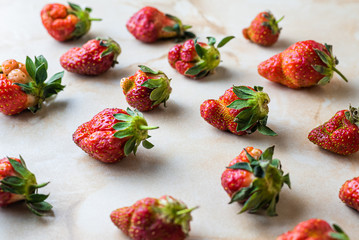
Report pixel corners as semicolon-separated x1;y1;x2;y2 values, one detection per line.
200;85;277;136
0;156;52;216
0;56;65;115
339;176;359;212
258;40;348;88
60;37;121;76
121;65;172;112
110;195;196;240
221;146;290;216
168;36;235;79
73;108;158;163
277;219;350;240
308;106;359;155
243;11;283;46
126;6;195;43
41;2;101;41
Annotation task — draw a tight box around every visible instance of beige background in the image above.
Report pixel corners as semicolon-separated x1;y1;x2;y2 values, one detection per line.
0;0;358;239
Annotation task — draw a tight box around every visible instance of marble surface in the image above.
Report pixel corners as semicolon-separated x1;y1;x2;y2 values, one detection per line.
0;0;359;239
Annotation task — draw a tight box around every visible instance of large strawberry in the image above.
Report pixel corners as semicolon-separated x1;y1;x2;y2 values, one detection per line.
110;195;196;240
0;56;65;115
73;108;158;163
258;40;348;88
221;146;290;216
277;219;350;240
121;65;172;112
200;85;277;136
243;11;283;46
308;106;359;155
168;36;234;79
0;156;52;216
41;2;101;41
60;37;121;76
339;176;359;212
126;6;195;43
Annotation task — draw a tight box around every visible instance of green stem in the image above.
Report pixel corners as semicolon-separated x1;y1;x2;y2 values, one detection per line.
276;16;284;24
89;18;102;21
139;125;159;130
176;206;199;215
333;67;348;82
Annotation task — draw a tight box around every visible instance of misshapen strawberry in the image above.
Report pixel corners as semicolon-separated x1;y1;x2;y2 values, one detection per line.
73;108;158;163
110;195;196;240
243;11;283;46
308;106;359;155
339;176;359;212
221;146;290;216
121;65;172;111
258;40;348;88
41;2;101;41
168;36;234;79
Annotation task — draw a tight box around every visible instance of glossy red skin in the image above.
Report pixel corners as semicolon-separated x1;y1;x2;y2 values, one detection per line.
308;110;359;155
243;12;280;46
0;75;28;115
110;196;187;240
73;108;130;163
60;39;115;75
339;176;359;212
258;40;329;88
0;157;24;206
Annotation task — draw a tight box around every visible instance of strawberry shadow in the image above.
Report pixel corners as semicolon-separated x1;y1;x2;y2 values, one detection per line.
190;66;234;83
270;38;294;51
0;201;55;219
141;100;184;118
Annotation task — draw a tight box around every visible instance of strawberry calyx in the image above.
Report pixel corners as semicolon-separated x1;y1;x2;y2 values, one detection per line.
97;37;121;67
228;146;290;216
163;14;195;42
262;11;284;35
0;157;52;216
345;105;359;126
112;108;159;156
329;224;350;240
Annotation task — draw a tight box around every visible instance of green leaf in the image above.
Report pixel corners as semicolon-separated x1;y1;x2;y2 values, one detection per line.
227;162;253;172
113;130;133;139
113;122;131;130
34;55;48;70
8;158;31;178
47;71;64;84
34;182;50;188
124;137;136;156
243;149;257;163
234;108;252;123
26;56;36;80
206;36;216;46
253;165;264;178
150;87;163;101
325;43;333;55
28;193;49;203
30;201;53;211
141;78;163;88
43;83;66;98
314;48;331;65
68;2;82;11
232;86;253;99
1;176;25;187
217;36;235;48
257;123;277;136
126;108;135;116
265;196;278;216
227;99;251;110
35;63;48;84
138;65;160;75
260;146;275;161
312;65;331;75
185;64;206;76
195;40;205;58
283;173;291;188
230;186;252;203
254;86;263;92
0;185;21;194
163;26;175;32
142;140;154;149
317;76;331;85
185;31;196;39
113;113;132;122
233;86;255;95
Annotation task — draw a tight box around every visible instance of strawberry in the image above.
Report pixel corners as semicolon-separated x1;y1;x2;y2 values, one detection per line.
243;11;283;46
121;65;172;112
73;108;158;163
258;40;348;88
126;6;195;43
110;195;196;240
277;219;350;240
0;156;52;216
221;146;290;216
168;36;235;79
0;56;65;115
308;106;359;155
200;85;277;136
60;37;121;76
339;176;359;212
41;2;101;41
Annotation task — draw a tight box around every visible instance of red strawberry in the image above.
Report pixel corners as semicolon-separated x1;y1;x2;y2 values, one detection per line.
73;108;158;163
221;146;290;216
277;219;350;240
200;85;277;136
126;6;195;43
168;36;235;79
0;56;65;115
0;156;52;216
60;37;121;76
308;106;359;155
41;2;101;41
121;65;172;112
339;176;359;212
110;195;196;240
243;11;283;46
258;40;348;88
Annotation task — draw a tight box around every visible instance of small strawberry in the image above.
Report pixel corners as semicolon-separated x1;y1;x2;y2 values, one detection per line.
258;40;348;88
0;156;52;216
308;106;359;155
221;146;290;216
126;6;195;43
73;108;158;163
168;36;235;79
277;219;350;240
200;85;277;136
339;176;359;212
243;11;283;46
60;37;121;76
121;65;172;112
0;56;65;115
41;2;101;41
110;195;197;240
